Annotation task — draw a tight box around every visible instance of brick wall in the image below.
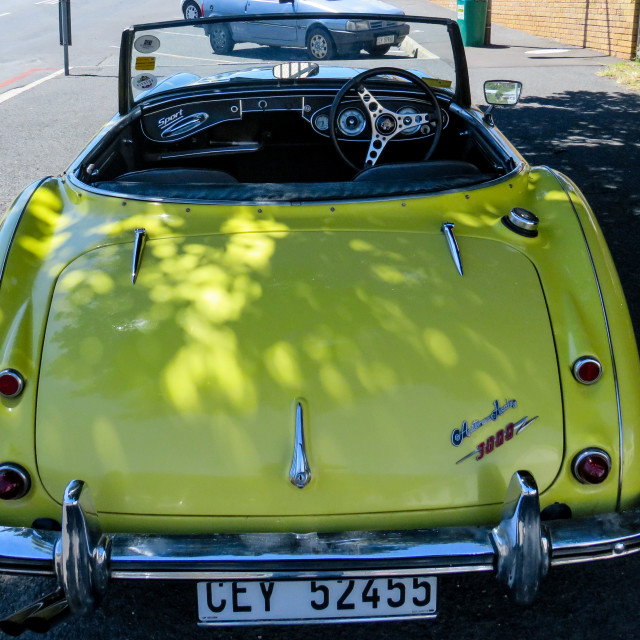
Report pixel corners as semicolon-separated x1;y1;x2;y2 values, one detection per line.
432;0;639;58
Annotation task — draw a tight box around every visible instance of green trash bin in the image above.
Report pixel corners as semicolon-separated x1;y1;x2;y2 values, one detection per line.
457;0;487;47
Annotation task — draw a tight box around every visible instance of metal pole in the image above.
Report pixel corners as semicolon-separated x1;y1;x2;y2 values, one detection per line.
484;0;492;46
636;1;639;59
58;0;71;76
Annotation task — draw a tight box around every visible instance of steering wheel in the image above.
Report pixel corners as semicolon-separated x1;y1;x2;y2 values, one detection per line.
329;67;443;171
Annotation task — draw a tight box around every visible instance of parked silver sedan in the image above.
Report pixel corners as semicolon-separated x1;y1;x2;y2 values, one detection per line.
203;0;408;59
181;0;202;19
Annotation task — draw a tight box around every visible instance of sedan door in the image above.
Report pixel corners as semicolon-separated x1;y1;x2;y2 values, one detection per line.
242;0;298;44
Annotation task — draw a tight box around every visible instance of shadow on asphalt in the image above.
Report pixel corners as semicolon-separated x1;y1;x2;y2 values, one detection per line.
496;90;640;340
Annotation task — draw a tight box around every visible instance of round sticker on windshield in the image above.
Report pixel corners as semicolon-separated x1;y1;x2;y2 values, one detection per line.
132;73;157;91
134;35;160;54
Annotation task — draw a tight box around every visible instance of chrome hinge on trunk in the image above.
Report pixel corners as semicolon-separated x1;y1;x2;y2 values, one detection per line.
441;222;463;276
131;228;147;284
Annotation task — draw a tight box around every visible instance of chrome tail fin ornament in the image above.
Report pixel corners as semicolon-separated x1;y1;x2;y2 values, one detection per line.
131;228;147;284
0;480;110;634
289;402;312;489
441;222;463;276
54;480;111;616
491;470;549;605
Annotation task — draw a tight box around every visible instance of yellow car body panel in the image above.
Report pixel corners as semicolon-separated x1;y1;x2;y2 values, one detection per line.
1;165;638;532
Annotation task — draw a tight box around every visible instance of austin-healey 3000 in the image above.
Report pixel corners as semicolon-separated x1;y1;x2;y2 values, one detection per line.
0;8;639;634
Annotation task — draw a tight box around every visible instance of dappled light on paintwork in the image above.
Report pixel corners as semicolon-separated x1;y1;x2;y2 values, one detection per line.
15;188;66;260
423;328;458;368
33;215;566;516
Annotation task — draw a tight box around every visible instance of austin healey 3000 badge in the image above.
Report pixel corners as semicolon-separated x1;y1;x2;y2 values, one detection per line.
450;399;517;446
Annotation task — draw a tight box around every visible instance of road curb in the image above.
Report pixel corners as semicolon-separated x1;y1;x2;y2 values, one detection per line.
400;35;439;59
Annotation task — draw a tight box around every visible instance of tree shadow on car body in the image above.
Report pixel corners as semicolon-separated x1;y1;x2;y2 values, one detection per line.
495;90;640;341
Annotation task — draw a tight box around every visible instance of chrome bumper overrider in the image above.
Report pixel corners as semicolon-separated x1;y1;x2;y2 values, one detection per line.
2;471;640;633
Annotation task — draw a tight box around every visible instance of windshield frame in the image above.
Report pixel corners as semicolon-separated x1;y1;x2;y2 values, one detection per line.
118;14;470;115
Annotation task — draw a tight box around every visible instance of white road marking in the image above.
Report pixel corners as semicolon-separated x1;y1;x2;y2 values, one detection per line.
163;30;208;38
35;0;58;4
0;69;65;105
0;13;10;17
110;45;227;64
155;51;220;62
526;48;570;54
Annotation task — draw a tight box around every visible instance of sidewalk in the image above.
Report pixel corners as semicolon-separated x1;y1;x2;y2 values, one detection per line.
398;0;629;102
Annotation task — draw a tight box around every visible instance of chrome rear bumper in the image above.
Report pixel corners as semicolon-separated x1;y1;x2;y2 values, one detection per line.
2;471;640;631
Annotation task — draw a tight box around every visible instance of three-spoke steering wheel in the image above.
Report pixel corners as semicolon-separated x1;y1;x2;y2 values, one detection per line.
329;68;443;171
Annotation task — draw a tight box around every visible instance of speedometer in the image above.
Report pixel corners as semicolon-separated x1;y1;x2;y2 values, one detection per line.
398;107;421;135
338;108;366;137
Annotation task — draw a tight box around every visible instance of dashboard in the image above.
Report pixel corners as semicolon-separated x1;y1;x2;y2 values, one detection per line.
140;92;449;145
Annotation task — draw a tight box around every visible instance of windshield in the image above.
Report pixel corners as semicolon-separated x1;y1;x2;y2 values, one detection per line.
123;13;460;108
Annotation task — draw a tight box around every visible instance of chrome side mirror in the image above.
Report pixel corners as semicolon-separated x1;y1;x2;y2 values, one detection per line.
483;80;522;126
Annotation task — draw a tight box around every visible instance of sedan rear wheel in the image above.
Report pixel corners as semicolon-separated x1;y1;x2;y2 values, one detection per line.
183;0;201;20
209;24;234;54
307;29;336;60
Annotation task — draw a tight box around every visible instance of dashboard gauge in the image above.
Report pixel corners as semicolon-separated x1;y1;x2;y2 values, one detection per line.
338;108;366;137
314;113;330;131
398;106;421;135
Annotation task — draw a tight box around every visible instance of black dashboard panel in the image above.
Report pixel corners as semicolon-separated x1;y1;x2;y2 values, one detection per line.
141;91;448;144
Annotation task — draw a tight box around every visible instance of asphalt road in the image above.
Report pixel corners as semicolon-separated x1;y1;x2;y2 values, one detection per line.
1;1;640;639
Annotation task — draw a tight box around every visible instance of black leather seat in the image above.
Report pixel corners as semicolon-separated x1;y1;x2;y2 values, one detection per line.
112;168;238;184
353;160;482;182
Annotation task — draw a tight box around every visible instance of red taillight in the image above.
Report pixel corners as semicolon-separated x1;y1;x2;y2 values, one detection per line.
0;369;24;398
572;449;611;485
0;464;31;500
573;356;602;384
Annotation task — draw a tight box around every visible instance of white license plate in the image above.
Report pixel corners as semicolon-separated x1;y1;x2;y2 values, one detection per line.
197;576;437;624
376;35;395;45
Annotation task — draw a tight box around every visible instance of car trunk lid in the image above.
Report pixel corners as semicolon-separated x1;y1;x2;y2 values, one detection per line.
36;229;563;517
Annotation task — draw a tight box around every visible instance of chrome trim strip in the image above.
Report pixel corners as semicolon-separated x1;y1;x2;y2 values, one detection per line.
131;228;147;285
441;222;463;276
6;475;640;587
113;565;491;581
289;402;312;489
0;527;58;575
545;167;624;509
156;143;261;160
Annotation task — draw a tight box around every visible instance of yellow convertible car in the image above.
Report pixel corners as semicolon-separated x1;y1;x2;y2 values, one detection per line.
1;10;639;634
